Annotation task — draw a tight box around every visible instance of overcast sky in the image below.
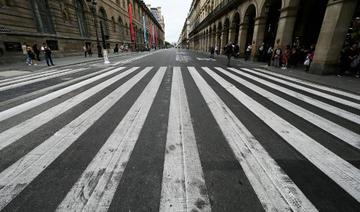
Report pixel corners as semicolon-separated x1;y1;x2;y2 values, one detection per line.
144;0;192;43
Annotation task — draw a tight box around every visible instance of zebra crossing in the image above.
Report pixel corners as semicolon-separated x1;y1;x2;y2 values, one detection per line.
0;64;359;211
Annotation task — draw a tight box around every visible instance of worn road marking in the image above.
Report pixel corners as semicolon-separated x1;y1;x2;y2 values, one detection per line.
254;68;360;101
56;67;166;212
203;67;360;202
0;68;89;91
0;67;139;151
215;67;360;150
190;67;317;212
0;66;115;109
230;68;360;125
0;67;153;211
160;67;211;212
241;68;360;110
0;67;124;122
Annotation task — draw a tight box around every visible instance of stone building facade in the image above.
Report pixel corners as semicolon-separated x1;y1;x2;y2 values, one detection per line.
0;0;164;64
179;0;360;75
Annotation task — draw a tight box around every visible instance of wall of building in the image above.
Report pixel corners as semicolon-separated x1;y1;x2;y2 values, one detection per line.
0;0;164;64
181;0;359;75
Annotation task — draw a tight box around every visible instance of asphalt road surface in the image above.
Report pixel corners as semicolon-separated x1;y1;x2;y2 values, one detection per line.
0;49;360;212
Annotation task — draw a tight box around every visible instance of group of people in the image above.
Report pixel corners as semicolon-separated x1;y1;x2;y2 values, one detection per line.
23;43;54;66
339;42;360;77
257;43;316;72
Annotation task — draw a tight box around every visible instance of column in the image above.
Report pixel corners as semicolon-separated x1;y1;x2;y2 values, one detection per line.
251;16;267;58
274;6;298;49
229;27;237;43
238;23;248;57
310;0;358;75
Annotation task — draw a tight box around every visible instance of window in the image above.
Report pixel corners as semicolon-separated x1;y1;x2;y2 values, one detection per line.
75;0;87;37
112;17;116;32
99;7;109;38
30;0;54;33
118;17;124;40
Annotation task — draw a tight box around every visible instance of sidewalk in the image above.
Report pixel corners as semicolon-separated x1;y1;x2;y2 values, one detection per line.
0;51;137;73
195;50;360;95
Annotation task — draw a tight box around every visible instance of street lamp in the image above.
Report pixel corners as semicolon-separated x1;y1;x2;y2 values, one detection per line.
87;0;102;57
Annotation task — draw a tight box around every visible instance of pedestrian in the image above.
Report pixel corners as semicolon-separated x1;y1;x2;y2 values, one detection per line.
44;44;54;66
83;45;88;57
88;45;93;57
304;51;314;72
339;43;357;76
224;43;234;67
281;45;291;70
258;42;265;62
266;46;273;66
209;46;215;59
26;46;33;65
273;46;282;67
234;44;240;58
114;44;119;54
244;43;252;61
215;45;219;55
32;44;41;61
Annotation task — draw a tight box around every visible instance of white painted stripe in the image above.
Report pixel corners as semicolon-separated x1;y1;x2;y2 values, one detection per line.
0;68;90;92
0;66;123;122
202;67;360;202
214;67;360;150
0;66;115;109
0;67;139;151
0;68;76;87
254;68;360;101
0;67;152;210
241;68;360;110
0;68;69;84
57;67;166;212
189;67;317;212
160;67;211;212
229;68;360;125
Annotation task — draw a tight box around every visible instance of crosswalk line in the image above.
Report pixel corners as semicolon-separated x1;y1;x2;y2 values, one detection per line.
0;67;153;211
241;68;360;110
160;67;211;212
0;67;90;92
229;68;360;125
0;66;124;122
213;67;360;150
0;67;139;151
57;67;166;212
254;68;360;101
0;68;70;84
189;67;317;212
0;66;115;109
203;67;360;202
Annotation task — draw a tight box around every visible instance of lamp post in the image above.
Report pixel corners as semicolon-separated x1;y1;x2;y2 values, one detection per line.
87;0;102;57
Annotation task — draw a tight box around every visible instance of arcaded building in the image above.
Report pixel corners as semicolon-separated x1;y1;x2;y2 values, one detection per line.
0;0;164;64
179;0;360;75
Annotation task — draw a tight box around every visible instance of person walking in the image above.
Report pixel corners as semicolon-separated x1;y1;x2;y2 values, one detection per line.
215;45;219;55
32;44;41;61
26;46;34;66
224;43;234;67
44;45;54;66
273;46;282;68
266;46;273;66
209;46;215;59
114;44;119;54
281;45;291;70
244;43;252;61
83;45;88;57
